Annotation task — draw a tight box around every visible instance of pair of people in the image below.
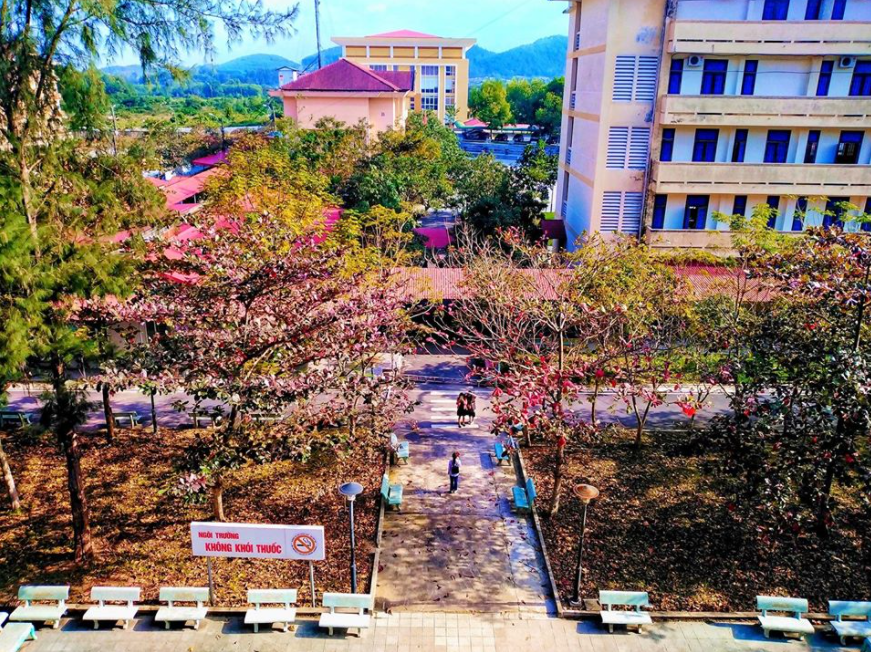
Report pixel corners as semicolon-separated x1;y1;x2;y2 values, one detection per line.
455;391;476;427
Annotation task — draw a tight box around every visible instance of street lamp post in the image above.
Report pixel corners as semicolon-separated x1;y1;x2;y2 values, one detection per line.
339;481;364;593
570;483;600;608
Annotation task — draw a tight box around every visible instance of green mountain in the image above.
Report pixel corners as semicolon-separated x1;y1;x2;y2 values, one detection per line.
301;46;343;72
102;53;300;87
468;35;567;81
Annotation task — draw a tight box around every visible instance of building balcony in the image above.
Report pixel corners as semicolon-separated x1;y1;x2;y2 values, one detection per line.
669;20;871;56
658;95;871;129
645;229;736;251
652;162;871;196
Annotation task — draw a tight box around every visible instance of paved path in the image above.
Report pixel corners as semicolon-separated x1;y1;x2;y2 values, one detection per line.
377;386;554;613
13;612;857;652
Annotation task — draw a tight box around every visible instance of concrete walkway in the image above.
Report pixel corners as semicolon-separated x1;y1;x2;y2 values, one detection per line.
377;385;554;613
12;612;857;652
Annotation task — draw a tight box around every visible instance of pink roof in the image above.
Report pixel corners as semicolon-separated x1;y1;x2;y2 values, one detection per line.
367;30;439;38
191;151;228;167
280;58;413;93
463;118;487;128
157;168;221;206
413;227;453;249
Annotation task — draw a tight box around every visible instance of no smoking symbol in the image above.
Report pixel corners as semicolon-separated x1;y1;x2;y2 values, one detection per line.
292;534;317;556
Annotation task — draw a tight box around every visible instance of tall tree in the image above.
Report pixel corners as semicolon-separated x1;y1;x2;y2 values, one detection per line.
469;80;512;131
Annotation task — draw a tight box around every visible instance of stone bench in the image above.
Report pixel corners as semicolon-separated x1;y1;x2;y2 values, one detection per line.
0;615;36;652
82;586;140;630
9;585;68;629
318;593;372;636
512;477;536;511
600;590;653;633
830;601;871;645
112;411;140;428
154;587;209;630
244;588;297;632
380;474;402;509
757;595;815;640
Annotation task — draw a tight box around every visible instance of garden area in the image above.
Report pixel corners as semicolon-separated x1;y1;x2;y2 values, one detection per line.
524;428;871;612
0;425;385;606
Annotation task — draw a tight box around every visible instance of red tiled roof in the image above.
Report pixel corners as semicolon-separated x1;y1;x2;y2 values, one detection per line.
414;227;454;249
280;59;413;93
367;30;439;38
153;167;221;207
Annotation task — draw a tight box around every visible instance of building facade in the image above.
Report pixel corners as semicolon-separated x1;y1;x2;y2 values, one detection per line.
332;30;476;123
554;0;871;250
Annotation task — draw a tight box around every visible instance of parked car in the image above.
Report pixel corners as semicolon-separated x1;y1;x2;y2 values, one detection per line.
463;128;488;141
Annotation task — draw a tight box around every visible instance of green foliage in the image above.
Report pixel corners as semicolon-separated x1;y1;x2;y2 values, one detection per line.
469;80;512;131
466;36;569;79
58;65;110;137
471;77;563;135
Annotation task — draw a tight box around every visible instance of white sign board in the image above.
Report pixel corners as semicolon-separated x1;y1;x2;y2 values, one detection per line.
190;522;325;561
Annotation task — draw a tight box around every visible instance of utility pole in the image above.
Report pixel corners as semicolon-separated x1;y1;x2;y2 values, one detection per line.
314;0;323;69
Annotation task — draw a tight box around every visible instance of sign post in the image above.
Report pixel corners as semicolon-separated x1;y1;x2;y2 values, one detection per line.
309;561;316;606
190;522;326;604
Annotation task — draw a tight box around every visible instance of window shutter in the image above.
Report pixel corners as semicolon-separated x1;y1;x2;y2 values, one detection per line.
622;192;644;233
606;127;629;168
635;56;659;101
601;191;644;234
628;127;651;169
613;56;635;102
601;192;622;231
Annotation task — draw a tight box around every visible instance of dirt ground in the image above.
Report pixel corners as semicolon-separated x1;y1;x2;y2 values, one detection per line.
524;429;871;612
0;426;384;606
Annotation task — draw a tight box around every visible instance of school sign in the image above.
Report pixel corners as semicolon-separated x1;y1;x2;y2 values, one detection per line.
190;522;325;561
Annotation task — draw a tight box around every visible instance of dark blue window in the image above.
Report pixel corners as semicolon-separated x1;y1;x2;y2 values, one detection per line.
836;131;864;164
805;0;823;18
652;194;667;229
766;196;780;229
817;61;834;96
850;61;871;97
661;128;675;162
741;60;758;95
693;129;719;162
701;59;728;95
832;0;847;20
863;197;871;232
684;195;709;230
733;195;748;216
668;59;683;94
804;130;820;163
764;130;791;163
732;129;748;162
763;0;790;19
793;196;808;231
824;196;849;228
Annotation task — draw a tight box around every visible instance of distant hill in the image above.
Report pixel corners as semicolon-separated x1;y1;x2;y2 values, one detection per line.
102;53;300;87
301;46;342;73
468;35;567;81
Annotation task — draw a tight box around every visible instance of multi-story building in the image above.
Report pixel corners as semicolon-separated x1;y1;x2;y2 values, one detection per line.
554;0;871;251
332;30;476;123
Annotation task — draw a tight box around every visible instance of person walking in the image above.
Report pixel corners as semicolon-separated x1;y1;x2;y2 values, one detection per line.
456;393;467;427
448;451;461;493
466;392;477;425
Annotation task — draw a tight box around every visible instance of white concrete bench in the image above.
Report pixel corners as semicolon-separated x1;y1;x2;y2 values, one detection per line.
112;411;140;428
757;595;814;640
600;590;653;633
318;593;372;636
9;585;68;629
82;587;140;630
830;601;871;644
154;587;209;630
244;589;297;632
0;614;36;652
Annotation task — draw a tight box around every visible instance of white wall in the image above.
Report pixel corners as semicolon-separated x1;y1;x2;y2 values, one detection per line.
675;0;749;20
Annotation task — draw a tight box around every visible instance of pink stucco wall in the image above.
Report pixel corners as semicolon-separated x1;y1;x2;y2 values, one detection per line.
280;92;407;132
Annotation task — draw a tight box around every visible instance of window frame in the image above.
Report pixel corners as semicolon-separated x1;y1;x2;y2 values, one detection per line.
766;195;780;228
668;59;683;94
651;194;667;230
762;0;790;20
733;195;748;217
741;60;758;95
835;131;864;164
817;60;834;96
832;0;847;20
805;0;823;19
732;129;748;163
692;128;719;163
804;130;821;163
700;59;728;95
683;195;710;230
764;130;791;164
850;61;871;97
660;128;675;162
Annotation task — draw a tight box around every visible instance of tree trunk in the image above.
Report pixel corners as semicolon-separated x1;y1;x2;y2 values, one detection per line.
348;414;357;439
18;152;39;248
102;384;114;444
549;444;566;516
150;392;158;435
0;434;21;510
590;381;600;427
211;477;226;521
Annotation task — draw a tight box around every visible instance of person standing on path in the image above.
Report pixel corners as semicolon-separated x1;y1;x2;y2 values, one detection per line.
448;451;461;493
466;392;477;425
456;393;467;427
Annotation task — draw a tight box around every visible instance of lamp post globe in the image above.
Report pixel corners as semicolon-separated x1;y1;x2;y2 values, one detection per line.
570;483;599;608
339;482;364;593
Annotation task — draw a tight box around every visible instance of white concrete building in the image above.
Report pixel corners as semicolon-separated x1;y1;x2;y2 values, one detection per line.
553;0;871;251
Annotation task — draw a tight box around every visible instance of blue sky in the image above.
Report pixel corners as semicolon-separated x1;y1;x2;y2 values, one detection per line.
106;0;567;66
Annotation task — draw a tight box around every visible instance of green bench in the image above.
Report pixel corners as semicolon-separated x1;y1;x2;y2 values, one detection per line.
318;593;372;636
154;587;209;630
830;601;871;644
599;590;653;633
757;595;814;640
244;588;297;632
112;411;140;428
380;474;402;509
512;477;536;511
390;433;410;464
0;412;31;429
82;586;140;630
10;586;68;629
0;614;36;652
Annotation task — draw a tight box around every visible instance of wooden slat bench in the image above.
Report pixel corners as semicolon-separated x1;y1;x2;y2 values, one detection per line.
381;474;402;509
154;587;208;630
318;593;372;636
757;595;814;640
830;601;871;644
244;588;297;632
9;586;68;629
82;586;140;630
512;477;536;511
0;614;36;652
599;590;653;633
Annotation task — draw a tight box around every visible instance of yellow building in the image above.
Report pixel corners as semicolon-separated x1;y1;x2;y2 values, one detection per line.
332;30;476;123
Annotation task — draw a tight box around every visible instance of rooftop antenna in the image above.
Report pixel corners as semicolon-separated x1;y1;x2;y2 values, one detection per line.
314;0;323;69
